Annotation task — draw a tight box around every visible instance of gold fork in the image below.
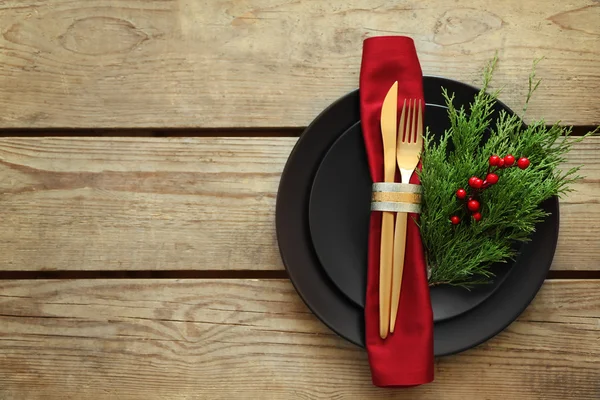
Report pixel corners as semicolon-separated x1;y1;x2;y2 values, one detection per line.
390;99;423;333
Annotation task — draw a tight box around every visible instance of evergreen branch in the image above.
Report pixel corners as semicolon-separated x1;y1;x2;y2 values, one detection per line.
419;58;596;288
522;57;544;116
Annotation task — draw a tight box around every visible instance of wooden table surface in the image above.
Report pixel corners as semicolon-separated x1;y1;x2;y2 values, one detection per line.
1;1;599;399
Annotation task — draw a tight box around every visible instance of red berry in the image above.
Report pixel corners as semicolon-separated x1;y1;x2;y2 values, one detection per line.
489;155;500;166
469;177;483;189
497;158;505;167
456;188;467;199
517;157;530;169
467;200;480;211
472;212;482;221
485;173;499;185
450;216;460;225
504;154;515;166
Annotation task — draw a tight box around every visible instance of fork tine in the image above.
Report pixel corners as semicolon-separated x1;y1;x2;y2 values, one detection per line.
407;99;413;142
398;99;407;144
410;98;417;143
407;98;411;143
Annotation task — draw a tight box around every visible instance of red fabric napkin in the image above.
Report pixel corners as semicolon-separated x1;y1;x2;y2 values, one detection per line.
359;36;434;387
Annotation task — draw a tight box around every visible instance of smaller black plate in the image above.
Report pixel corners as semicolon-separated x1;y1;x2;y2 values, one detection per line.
309;111;511;321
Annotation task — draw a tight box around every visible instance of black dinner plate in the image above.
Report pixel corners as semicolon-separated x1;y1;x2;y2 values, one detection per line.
275;76;559;356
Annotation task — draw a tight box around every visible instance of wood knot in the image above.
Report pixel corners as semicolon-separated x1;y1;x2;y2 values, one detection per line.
434;9;503;45
548;5;600;36
59;16;149;55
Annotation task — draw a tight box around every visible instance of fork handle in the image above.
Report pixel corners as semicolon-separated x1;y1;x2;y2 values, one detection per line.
379;211;394;339
390;211;408;333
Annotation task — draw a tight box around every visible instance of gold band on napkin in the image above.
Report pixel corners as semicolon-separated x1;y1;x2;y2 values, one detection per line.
371;182;422;213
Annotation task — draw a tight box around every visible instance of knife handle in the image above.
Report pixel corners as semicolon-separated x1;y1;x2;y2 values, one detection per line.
379;211;394;339
390;212;408;333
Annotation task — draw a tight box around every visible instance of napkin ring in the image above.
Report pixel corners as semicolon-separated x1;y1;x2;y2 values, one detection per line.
371;182;422;213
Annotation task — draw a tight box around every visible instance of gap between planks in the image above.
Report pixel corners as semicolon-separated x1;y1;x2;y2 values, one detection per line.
0;270;598;280
0;125;595;137
0;128;303;138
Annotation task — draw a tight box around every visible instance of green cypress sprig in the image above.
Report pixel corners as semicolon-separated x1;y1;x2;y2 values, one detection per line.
418;57;597;288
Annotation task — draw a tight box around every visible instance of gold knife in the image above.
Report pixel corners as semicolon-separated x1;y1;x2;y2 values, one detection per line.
379;81;398;339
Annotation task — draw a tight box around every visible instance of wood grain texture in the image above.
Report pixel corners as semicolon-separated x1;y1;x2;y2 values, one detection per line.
0;136;291;271
0;0;598;128
0;279;598;399
0;136;598;271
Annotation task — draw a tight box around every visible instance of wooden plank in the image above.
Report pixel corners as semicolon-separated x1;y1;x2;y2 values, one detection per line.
0;136;597;271
0;1;598;128
0;279;598;399
0;136;289;271
556;136;600;271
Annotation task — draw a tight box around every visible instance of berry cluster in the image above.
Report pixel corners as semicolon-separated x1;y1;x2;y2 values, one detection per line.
450;154;530;224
